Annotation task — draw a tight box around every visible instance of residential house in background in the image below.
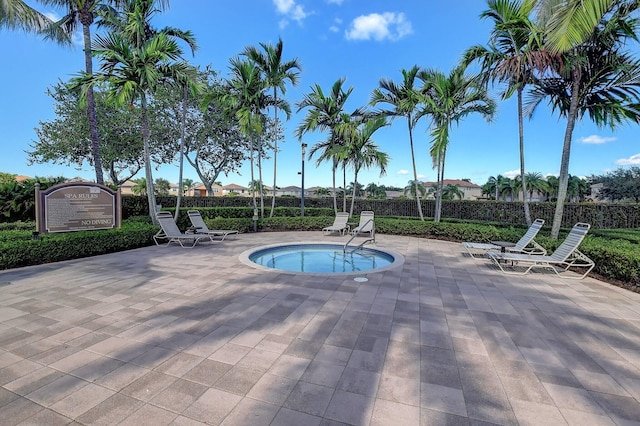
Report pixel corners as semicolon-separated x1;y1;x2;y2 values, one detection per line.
223;183;250;196
186;183;224;197
422;179;483;200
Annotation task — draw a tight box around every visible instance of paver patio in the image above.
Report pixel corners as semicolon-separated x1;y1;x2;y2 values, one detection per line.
0;231;639;425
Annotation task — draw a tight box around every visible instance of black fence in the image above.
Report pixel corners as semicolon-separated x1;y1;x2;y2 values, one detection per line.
124;196;640;229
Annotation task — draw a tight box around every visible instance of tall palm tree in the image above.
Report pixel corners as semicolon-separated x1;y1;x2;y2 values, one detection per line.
223;57;268;215
297;78;355;214
442;184;464;200
337;115;389;216
370;66;426;220
420;66;496;222
243;38;301;217
43;0;130;185
529;0;640;238
1;0;69;42
83;0;197;222
464;0;555;226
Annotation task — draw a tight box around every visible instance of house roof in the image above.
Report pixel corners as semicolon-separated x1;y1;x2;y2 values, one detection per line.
423;179;481;188
223;183;248;190
15;175;32;182
280;186;301;191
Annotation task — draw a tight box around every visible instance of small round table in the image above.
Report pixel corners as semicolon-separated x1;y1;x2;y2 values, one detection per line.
491;241;516;253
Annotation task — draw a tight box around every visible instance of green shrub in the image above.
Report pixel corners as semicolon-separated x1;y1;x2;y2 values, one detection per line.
0;220;157;270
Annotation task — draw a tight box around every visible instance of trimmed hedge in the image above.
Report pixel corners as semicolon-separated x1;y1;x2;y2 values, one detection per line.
0;219;158;270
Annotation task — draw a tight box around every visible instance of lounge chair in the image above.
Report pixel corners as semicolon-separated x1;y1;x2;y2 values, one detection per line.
187;210;239;241
323;212;350;236
351;211;375;238
488;222;594;279
154;211;203;248
463;218;547;257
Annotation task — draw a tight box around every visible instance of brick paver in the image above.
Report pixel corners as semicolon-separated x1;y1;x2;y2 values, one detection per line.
0;231;639;425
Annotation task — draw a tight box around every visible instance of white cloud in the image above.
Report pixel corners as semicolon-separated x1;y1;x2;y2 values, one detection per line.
273;0;308;25
327;0;344;4
329;25;339;32
580;135;616;144
397;169;409;175
616;153;640;166
417;174;426;179
503;169;520;178
345;12;413;41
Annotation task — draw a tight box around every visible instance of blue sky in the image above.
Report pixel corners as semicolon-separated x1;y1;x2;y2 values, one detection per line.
2;0;639;190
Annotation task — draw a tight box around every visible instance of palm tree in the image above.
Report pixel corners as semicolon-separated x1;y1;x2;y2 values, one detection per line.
525;171;547;200
420;66;496;222
464;0;555;226
529;0;640;238
243;38;301;217
442;184;464;200
545;175;559;201
370;66;426;220
45;0;129;185
297;78;355;214
84;0;197;222
538;0;614;53
337;116;389;216
1;0;69;42
404;179;427;198
131;177;146;195
221;57;286;217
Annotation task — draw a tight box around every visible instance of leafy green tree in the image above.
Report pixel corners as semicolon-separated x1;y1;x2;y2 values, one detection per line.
370;66;426;220
45;0;129;185
182;178;194;194
420;66;495;222
365;182;386;199
243;38;301;217
28;81;176;186
297;78;356;214
0;172;17;185
464;0;554;225
315;187;331;197
0;176;66;222
83;0;198;221
591;167;640;202
529;1;640;238
156;67;249;197
154;178;171;196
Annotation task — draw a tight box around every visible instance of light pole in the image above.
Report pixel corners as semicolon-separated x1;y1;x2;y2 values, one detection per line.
301;142;307;217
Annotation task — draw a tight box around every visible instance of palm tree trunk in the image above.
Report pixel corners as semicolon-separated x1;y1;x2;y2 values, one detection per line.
342;165;347;213
141;94;158;224
331;159;338;214
250;136;257;212
518;88;531;226
174;85;188;222
350;170;358;217
82;21;104;185
258;147;265;218
270;95;278;217
408;119;424;221
551;74;581;239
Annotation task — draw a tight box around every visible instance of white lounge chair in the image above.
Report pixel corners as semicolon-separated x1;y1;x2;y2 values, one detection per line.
463;218;546;257
488;222;594;279
187;210;239;241
351;211;375;238
323;212;350;236
154;212;203;248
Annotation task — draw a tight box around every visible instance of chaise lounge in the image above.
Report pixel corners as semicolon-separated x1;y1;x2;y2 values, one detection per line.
187;210;239;242
154;211;203;248
488;222;594;279
463;218;546;257
323;212;350;236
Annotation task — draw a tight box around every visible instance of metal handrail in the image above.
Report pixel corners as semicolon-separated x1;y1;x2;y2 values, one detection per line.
343;219;375;252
